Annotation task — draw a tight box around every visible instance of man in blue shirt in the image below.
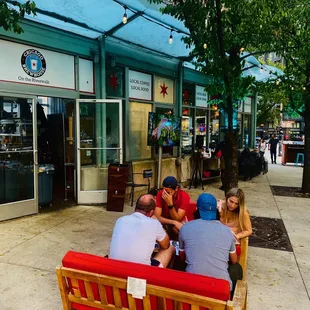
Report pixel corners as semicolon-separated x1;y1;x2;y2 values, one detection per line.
179;193;242;293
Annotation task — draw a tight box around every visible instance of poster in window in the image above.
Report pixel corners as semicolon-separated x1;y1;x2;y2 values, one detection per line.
154;76;174;104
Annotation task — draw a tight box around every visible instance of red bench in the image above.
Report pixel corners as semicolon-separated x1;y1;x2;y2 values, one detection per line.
57;250;247;310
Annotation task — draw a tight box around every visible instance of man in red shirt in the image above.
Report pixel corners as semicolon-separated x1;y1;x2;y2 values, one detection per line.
155;176;190;236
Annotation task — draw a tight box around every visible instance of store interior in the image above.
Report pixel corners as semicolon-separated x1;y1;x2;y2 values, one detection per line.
0;95;75;207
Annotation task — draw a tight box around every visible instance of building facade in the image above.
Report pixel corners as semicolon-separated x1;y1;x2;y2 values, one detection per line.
0;20;257;221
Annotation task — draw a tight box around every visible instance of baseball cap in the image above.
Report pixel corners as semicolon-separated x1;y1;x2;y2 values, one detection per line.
197;193;217;220
162;176;178;190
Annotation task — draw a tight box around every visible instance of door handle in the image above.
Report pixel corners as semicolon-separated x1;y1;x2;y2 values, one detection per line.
34;150;38;165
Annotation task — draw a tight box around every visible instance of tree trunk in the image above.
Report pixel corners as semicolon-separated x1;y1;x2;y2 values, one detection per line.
301;64;310;193
301;107;310;192
214;0;239;192
224;95;239;192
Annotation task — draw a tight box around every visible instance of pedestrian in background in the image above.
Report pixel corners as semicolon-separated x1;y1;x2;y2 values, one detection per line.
268;135;279;164
259;138;267;171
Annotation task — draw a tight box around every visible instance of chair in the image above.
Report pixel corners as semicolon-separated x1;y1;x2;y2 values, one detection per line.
295;153;304;166
126;161;153;207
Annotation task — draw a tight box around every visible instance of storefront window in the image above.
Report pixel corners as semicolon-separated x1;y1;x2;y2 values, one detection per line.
196;109;208;148
183;83;194;106
210;107;220;145
106;66;124;98
243;114;251;147
182;107;193;154
154;107;174;156
129;102;152;160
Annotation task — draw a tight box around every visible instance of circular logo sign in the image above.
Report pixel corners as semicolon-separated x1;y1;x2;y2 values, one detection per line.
21;49;47;78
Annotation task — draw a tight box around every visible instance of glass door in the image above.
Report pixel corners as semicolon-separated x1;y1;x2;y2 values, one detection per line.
76;99;123;204
0;93;38;221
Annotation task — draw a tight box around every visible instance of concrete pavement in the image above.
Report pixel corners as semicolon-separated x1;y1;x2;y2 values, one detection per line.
0;161;310;309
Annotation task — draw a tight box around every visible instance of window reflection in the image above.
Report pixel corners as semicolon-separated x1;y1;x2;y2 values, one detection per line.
182;107;193;154
129;102;152;160
196;109;208;148
210;106;219;145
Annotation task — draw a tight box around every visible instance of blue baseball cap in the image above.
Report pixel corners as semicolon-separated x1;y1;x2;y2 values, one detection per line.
197;193;217;220
162;176;178;190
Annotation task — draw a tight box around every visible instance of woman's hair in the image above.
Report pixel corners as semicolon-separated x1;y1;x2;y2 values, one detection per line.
223;188;247;231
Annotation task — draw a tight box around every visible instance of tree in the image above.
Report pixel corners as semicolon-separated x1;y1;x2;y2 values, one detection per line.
149;0;281;191
256;82;288;129
0;0;36;34
258;0;310;192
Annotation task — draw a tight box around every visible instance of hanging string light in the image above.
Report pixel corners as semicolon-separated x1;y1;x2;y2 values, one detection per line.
260;65;263;73
169;30;173;44
203;43;207;49
122;6;128;24
276;80;280;85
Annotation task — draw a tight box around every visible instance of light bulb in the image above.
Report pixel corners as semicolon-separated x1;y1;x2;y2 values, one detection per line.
122;13;127;24
276;81;280;85
169;32;173;44
291;87;294;90
260;66;263;73
303;87;306;90
203;43;207;49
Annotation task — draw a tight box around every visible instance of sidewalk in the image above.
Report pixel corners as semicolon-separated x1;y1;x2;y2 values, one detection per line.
0;162;310;309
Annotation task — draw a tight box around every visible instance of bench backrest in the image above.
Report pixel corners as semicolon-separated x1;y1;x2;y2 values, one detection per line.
59;251;231;310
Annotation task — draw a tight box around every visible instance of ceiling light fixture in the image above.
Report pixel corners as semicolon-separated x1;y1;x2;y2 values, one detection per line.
169;30;173;44
122;6;128;24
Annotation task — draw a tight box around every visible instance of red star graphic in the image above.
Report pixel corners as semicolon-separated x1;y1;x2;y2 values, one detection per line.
160;82;168;98
109;73;119;90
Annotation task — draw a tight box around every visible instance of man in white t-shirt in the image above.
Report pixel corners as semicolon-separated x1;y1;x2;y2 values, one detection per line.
110;194;175;267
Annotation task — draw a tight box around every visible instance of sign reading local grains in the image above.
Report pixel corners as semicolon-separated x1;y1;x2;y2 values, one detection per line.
0;39;75;89
195;85;208;107
129;70;152;100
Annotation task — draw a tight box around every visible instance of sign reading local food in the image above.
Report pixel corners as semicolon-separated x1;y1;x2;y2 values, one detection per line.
195;85;208;107
0;39;75;90
129;70;152;100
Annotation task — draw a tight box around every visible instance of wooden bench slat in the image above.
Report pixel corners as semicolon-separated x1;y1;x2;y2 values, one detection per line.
56;267;71;310
113;286;122;308
127;294;137;310
71;278;81;298
98;284;108;305
142;295;151;310
191;305;199;310
157;297;166;310
84;281;95;301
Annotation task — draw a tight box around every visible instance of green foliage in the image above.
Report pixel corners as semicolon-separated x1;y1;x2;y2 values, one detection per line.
256;82;287;126
148;1;280;121
257;0;310;112
0;0;36;34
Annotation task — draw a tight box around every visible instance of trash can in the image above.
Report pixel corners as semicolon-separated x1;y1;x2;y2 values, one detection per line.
107;163;128;212
38;164;55;206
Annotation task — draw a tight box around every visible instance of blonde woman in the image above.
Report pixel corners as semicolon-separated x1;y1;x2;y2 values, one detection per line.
217;188;252;244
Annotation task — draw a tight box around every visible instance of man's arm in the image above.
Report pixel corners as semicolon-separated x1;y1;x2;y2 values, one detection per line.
157;234;170;250
229;251;238;264
168;207;186;222
154;206;176;225
229;237;237;264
